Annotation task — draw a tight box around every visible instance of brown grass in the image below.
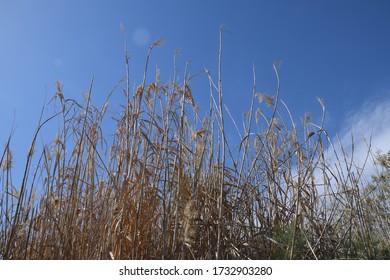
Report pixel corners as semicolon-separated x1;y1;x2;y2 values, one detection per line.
1;30;389;260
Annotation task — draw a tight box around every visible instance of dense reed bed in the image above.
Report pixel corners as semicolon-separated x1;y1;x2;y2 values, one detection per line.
1;32;389;259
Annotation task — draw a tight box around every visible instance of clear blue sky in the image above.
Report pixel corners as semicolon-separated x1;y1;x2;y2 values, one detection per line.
1;0;390;180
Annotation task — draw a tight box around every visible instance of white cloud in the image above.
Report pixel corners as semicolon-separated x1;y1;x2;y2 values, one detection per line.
326;94;390;180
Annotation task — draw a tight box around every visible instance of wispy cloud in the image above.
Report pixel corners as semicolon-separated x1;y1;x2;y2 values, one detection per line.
326;94;390;179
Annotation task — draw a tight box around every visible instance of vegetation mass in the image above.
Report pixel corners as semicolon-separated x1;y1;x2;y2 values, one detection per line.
1;31;389;259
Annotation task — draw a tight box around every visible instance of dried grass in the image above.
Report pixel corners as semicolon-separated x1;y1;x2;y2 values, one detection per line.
1;30;389;260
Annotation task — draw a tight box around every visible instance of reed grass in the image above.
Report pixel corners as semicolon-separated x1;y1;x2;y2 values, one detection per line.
1;30;389;259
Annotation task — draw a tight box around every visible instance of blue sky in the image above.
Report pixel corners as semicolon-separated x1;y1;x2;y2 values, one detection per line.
1;0;390;181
